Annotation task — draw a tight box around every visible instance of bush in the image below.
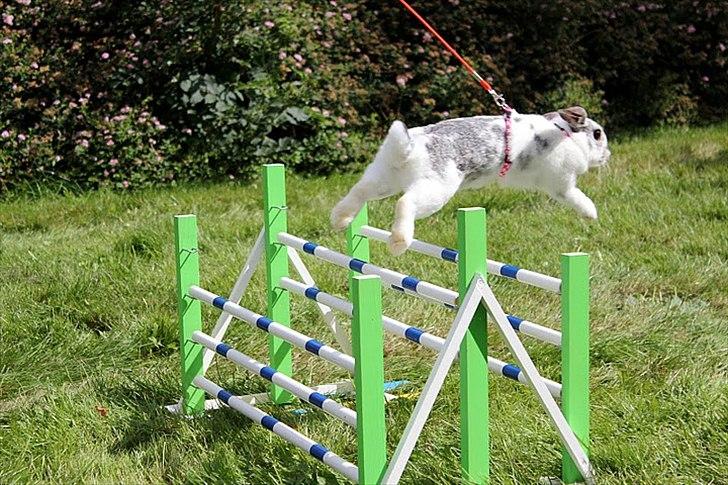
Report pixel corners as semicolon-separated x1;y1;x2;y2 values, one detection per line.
1;0;726;191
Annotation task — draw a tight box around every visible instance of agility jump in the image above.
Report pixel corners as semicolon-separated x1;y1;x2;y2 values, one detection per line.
170;163;593;484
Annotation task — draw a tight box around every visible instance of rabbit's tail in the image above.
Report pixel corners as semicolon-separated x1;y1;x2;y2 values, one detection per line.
377;120;412;168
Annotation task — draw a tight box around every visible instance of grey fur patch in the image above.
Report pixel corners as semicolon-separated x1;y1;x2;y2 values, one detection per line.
422;116;504;181
534;134;550;150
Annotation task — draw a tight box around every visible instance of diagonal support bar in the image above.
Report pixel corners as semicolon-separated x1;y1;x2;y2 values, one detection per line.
479;278;595;485
381;277;485;484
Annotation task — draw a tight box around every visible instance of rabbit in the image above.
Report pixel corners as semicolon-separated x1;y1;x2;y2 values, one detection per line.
330;106;610;255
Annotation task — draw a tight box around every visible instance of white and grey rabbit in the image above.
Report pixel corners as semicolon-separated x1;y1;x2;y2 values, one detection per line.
331;106;610;255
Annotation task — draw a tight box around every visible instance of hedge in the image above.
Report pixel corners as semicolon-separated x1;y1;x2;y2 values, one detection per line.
1;0;726;190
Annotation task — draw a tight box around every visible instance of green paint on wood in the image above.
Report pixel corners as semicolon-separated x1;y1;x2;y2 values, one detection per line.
174;215;205;415
561;252;590;483
263;164;292;405
457;208;489;484
347;204;370;288
352;275;386;485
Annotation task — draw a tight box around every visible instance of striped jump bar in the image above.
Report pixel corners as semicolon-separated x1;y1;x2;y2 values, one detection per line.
193;376;359;483
191;331;357;428
280;277;562;399
359;225;562;294
188;286;355;373
278;232;459;308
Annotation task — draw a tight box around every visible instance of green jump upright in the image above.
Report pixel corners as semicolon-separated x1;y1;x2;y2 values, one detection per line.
457;208;489;484
347;204;370;289
263;164;293;405
174;215;205;415
561;253;590;483
352;274;387;484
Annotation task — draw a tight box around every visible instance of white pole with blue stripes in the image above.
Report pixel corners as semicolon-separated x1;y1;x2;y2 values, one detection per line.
277;232;459;308
188;285;355;373
359;225;562;293
193;376;359;483
192;331;357;427
279;277;562;399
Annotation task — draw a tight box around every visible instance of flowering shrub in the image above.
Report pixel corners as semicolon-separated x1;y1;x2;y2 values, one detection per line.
0;0;726;191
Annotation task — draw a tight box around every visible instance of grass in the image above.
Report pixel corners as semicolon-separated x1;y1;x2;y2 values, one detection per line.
1;123;727;484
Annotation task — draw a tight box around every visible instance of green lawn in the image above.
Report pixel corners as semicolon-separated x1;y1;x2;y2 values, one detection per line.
1;124;727;484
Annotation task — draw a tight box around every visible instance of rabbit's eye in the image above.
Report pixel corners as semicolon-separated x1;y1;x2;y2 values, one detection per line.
593;129;602;140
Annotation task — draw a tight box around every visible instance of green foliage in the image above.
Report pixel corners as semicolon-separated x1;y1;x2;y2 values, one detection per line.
0;1;726;190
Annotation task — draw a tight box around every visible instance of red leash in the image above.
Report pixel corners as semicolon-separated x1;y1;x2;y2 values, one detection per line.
396;0;515;176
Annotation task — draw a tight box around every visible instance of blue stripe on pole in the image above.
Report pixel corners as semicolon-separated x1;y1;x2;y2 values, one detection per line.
308;392;327;408
502;364;521;380
441;248;459;262
217;389;233;404
260;366;276;381
500;264;520;279
309;444;329;461
349;258;366;273
391;285;405;292
305;339;324;354
256;316;272;331
507;315;523;330
402;276;420;291
215;342;232;357
304;286;320;300
261;415;278;431
212;296;228;309
302;242;318;255
404;327;424;343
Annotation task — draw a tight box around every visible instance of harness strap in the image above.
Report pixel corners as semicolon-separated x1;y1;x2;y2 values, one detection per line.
498;109;514;178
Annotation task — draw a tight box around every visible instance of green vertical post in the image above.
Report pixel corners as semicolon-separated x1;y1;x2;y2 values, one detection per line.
174;215;205;415
263;164;292;405
561;253;590;483
352;274;386;485
346;204;370;288
457;208;489;484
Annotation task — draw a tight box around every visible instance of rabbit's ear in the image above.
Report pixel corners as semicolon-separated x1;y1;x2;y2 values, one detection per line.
558;106;588;131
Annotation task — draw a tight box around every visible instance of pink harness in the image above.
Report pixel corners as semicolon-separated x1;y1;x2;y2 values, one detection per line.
499;114;572;178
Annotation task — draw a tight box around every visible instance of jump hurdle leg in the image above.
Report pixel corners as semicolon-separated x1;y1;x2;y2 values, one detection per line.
352;275;386;485
174;215;205;415
263;164;293;405
457;208;489;483
561;253;590;483
347;204;370;289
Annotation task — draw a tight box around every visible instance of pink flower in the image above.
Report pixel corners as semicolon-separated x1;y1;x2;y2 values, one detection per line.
79;139;89;148
637;4;646;12
109;158;118;166
103;170;110;177
304;67;312;74
293;53;304;63
17;134;26;141
2;38;11;45
336;117;346;126
3;14;14;26
278;51;287;60
686;25;696;34
17;0;31;5
182;128;192;135
422;32;432;43
122;180;130;188
69;102;78;108
702;76;710;82
264;20;275;28
396;74;407;87
101;52;110;60
325;11;335;18
1;130;10;138
342;12;352;21
719;43;726;52
106;139;114;146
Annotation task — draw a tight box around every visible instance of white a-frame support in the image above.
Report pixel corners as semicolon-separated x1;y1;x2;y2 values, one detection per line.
383;274;595;485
